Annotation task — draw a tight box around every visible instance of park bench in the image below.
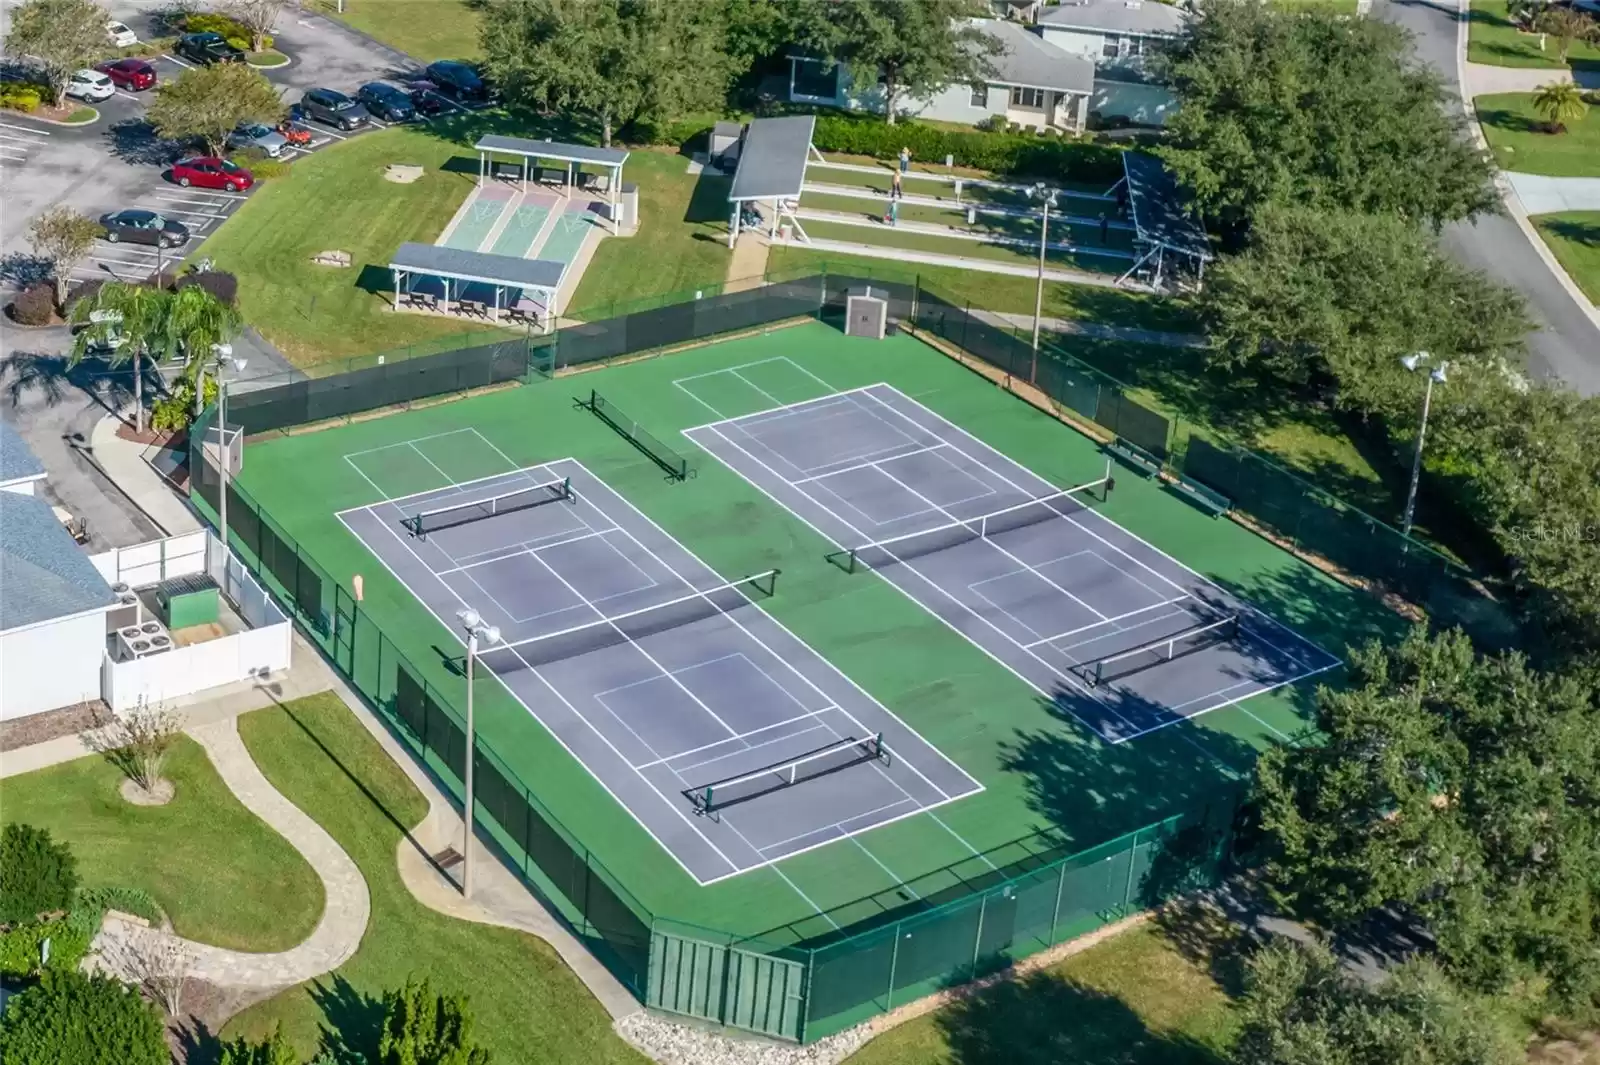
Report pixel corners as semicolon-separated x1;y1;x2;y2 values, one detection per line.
1166;474;1232;518
1104;438;1162;478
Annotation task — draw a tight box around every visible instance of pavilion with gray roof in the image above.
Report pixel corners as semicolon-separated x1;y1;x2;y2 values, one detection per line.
388;242;567;329
475;135;630;233
726;115;822;247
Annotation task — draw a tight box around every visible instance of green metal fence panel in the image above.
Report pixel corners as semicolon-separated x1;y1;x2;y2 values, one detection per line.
648;933;806;1041
725;947;806;1042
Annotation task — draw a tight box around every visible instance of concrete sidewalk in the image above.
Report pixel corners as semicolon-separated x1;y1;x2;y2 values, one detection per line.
89;412;202;536
1506;172;1600;214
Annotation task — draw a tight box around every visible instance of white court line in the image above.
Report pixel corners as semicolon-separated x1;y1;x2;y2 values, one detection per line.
679;383;880;435
866;383;1341;667
729;368;782;407
1022;596;1193;649
438;521;617;573
672;356;818;384
758;798;918;856
337;506;750;883
635;710;838;772
562;458;982;805
790;442;950;485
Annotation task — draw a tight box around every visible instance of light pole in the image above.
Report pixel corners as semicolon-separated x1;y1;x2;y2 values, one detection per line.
1399;352;1447;540
213;346;247;554
454;608;501;899
1026;182;1058;383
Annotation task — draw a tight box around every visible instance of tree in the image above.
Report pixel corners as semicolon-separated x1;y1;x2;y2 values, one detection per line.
225;0;287;52
219;1023;300;1065
0;823;79;924
792;0;998;125
69;281;173;435
149;62;286;157
1235;940;1518;1065
3;0;112;108
1196;206;1529;419
85;698;183;794
0;970;168;1065
1532;79;1587;133
1160;0;1497;236
27;206;102;307
1533;4;1598;63
483;0;738;147
1256;628;1600;1009
377;978;491;1065
166;282;243;413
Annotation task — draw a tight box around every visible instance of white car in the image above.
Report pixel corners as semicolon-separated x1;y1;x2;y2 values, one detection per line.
65;69;115;102
107;20;138;47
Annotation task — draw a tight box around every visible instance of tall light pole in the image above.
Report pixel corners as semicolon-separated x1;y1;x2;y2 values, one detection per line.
454;608;501;899
1399;352;1447;540
1026;182;1058;383
213;346;247;553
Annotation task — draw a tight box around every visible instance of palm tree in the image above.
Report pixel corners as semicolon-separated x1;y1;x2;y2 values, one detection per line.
69;282;173;435
1532;79;1588;134
164;284;243;414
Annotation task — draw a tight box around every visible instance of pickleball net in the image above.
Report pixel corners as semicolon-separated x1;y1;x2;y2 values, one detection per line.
686;733;890;815
405;477;572;538
1068;614;1240;687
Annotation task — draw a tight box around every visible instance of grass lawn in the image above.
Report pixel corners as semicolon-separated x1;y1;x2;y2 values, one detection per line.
0;738;323;952
842;924;1238;1065
1467;0;1600;68
313;0;483;62
1477;93;1600;176
1533;211;1600;303
799;218;1121;274
800;191;1135;252
764;244;1194;332
566;148;736;316
225;693;645;1065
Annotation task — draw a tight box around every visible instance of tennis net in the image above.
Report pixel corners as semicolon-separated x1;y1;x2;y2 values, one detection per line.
686;733;889;815
478;569;780;673
831;465;1111;574
406;477;572;538
579;390;690;481
1069;614;1239;687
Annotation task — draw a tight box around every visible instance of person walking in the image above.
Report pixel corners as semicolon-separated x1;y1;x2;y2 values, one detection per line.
898;146;911;174
891;170;903;199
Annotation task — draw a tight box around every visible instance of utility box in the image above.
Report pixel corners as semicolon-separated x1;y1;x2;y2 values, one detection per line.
156;573;220;630
845;289;888;340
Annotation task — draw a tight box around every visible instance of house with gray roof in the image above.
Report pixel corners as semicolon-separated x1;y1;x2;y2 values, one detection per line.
1;482;116;721
787;17;1096;133
1035;0;1191;126
0;418;47;496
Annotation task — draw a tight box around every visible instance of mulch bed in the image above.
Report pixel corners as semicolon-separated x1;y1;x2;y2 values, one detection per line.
0;700;110;752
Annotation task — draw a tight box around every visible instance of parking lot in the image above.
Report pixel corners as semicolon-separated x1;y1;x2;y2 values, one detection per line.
1;2;484;287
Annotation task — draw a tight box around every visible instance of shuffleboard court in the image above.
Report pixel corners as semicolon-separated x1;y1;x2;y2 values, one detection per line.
338;455;982;884
683;383;1341;744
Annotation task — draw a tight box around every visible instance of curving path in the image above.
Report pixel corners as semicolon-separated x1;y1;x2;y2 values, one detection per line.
90;718;369;990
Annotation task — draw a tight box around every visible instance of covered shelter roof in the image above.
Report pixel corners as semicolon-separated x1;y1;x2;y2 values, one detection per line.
474;135;629;169
1121;151;1211;264
388;242;565;293
729;115;817;203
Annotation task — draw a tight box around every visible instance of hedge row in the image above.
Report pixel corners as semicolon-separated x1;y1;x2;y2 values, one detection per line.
180;12;273;51
0;912;95;977
0;81;46;113
811;114;1128;182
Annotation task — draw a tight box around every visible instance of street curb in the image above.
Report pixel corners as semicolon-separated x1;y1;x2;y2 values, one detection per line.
3;105;101;128
1457;0;1600;326
247;51;293;69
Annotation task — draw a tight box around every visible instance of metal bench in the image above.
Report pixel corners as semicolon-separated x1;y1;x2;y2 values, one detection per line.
1104;438;1162;478
1166;474;1231;518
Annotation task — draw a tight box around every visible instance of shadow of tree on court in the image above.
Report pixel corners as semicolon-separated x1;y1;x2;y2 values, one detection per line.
934;968;1227;1065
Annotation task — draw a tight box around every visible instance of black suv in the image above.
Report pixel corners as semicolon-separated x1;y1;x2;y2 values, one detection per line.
298;88;369;131
356;82;415;122
175;32;244;66
424;61;488;103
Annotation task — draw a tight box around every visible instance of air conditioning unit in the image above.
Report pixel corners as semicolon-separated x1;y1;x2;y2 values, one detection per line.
116;620;174;661
108;585;142;631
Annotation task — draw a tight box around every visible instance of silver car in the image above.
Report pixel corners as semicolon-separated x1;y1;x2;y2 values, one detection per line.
226;122;289;158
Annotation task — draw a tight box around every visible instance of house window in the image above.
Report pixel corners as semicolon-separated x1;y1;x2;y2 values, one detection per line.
1126;37;1145;57
1102;37;1120;58
1009;86;1045;109
970;83;988;107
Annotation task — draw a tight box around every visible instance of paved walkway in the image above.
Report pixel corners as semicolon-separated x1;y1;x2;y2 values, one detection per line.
1466;60;1571;96
90;716;369;990
89;412;202;537
976;310;1204;350
778;235;1140;290
1506;172;1600;213
725;231;770;293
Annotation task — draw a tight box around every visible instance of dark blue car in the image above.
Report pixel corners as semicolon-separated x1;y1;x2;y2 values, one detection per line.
424;60;489;103
356;81;415;122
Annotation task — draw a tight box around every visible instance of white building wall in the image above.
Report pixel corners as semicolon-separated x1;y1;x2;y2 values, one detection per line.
0;611;107;720
915;82;1009;126
1036;25;1106;60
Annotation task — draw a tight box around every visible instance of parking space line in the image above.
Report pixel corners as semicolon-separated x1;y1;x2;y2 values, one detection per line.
161;53;193;69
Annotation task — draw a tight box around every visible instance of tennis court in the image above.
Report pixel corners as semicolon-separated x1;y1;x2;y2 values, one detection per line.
337;453;982;884
684;383;1340;744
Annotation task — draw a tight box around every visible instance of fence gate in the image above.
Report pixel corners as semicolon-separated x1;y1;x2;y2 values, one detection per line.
647;932;807;1042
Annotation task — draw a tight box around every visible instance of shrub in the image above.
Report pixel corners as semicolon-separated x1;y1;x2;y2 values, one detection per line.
0;824;79;923
7;283;57;326
66;277;107;316
77;885;164;926
218;1023;300;1065
0;80;46;112
181;12;271;50
175;268;239;306
811;112;1126;182
378;978;491;1065
151;377;218;433
0;970;168;1065
226;149;290;180
0;914;94;977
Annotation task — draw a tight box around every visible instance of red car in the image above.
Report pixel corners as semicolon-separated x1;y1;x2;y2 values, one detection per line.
97;58;157;91
171;156;254;192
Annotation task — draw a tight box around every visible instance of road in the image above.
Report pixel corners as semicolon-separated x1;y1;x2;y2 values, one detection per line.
1377;0;1600;394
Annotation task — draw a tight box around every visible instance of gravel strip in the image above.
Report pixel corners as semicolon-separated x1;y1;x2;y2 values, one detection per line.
616;1012;876;1065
